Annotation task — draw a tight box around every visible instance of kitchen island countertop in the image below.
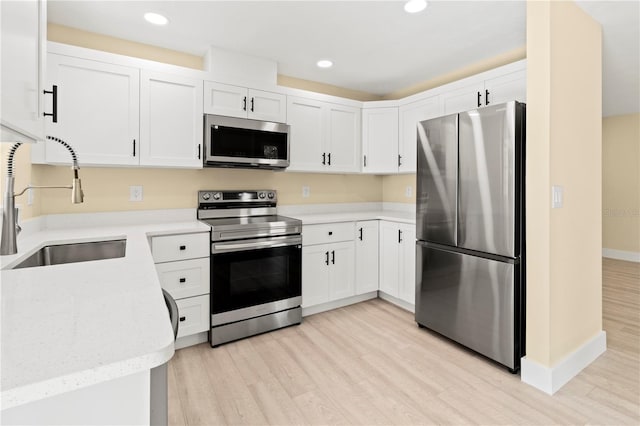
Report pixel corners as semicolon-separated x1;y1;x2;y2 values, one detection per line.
0;217;209;410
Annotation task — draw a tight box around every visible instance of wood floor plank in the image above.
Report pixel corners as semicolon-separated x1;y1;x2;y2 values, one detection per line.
168;258;640;425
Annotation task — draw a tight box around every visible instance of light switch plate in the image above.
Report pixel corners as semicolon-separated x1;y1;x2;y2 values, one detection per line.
405;185;413;197
130;185;143;202
302;186;310;198
552;185;563;208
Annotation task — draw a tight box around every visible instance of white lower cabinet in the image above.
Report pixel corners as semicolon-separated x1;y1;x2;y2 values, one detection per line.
379;221;416;306
150;232;210;347
302;241;355;308
355;221;379;294
302;223;356;309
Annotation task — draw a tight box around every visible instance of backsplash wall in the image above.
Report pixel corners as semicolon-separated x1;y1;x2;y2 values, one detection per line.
32;165;383;215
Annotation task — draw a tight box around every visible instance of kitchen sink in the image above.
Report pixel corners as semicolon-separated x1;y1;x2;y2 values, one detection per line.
10;239;127;269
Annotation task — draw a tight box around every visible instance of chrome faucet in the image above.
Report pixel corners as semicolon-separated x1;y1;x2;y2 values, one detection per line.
1;136;84;255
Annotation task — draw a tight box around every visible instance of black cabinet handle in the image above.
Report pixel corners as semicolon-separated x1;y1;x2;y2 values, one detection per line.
477;91;482;108
179;278;186;283
43;85;58;123
328;231;333;236
327;153;331;166
179;245;186;251
331;250;335;265
325;251;329;265
243;96;247;111
398;229;403;243
398;155;402;167
198;144;201;160
359;227;363;241
179;316;186;322
251;97;254;112
364;155;367;168
322;152;326;165
485;89;490;105
132;139;136;157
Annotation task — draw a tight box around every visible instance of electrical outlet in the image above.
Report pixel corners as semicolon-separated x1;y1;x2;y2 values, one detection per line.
302;186;310;198
129;185;143;202
405;185;413;198
552;185;563;209
27;187;34;206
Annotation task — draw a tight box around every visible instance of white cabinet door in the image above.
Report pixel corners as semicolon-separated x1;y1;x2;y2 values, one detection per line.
247;89;286;123
355;221;379;294
203;81;248;119
140;71;203;168
362;107;399;174
398;224;416;305
398;96;441;174
441;82;484;116
328;241;355;301
327;104;361;173
1;0;45;141
287;97;325;172
45;54;139;166
302;245;330;307
483;70;527;105
378;221;400;297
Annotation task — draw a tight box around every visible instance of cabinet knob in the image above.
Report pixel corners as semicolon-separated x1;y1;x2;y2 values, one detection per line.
179;316;186;322
179;245;186;251
179;278;186;283
328;231;333;236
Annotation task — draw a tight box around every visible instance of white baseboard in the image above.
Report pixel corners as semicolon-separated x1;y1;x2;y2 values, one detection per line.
378;291;415;313
602;248;640;262
521;330;607;395
175;331;208;350
302;292;377;317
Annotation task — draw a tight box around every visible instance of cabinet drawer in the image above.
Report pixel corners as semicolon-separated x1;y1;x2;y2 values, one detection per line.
176;295;210;338
151;232;209;263
303;222;354;246
156;258;209;299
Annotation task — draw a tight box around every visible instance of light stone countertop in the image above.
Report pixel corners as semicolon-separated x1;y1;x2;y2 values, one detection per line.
0;217;210;410
287;209;416;225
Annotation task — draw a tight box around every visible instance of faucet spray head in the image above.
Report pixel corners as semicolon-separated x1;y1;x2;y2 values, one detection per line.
71;168;84;204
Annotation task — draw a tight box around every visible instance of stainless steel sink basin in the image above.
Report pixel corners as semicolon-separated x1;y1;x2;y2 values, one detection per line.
11;239;127;269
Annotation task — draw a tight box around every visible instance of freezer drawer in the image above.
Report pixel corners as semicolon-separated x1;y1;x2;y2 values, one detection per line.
415;243;521;370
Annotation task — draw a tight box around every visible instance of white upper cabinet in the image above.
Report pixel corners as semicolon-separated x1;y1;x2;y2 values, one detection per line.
398;96;441;174
442;67;527;116
287;96;360;173
361;107;398;174
287;97;324;171
483;69;527;106
140;71;203;168
203;81;286;123
45;53;140;166
1;0;46;142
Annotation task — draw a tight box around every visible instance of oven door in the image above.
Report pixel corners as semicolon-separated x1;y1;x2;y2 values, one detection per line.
210;235;302;325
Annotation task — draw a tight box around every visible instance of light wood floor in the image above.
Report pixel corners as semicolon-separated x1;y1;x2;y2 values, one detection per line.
168;258;640;425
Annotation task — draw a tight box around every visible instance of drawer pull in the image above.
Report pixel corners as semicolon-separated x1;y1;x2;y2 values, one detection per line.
179;278;186;283
179;316;186;322
179;245;186;251
328;231;333;236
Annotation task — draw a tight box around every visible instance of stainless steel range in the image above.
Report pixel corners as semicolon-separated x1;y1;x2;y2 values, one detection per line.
197;190;302;347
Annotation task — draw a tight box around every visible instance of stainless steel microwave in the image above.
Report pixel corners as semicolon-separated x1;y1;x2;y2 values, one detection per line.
203;114;290;170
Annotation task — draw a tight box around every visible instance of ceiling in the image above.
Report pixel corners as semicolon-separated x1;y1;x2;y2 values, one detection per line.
47;1;639;117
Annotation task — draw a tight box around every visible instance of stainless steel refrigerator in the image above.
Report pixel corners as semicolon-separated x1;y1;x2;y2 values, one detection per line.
415;101;525;372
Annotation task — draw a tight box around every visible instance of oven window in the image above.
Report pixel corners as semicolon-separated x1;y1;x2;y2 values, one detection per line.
210;126;288;160
211;244;301;314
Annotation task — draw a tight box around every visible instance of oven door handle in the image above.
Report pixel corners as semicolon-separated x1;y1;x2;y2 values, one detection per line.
212;235;302;254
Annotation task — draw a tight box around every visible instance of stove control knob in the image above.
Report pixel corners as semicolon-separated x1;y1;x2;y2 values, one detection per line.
212;192;221;200
258;192;266;199
267;192;275;199
202;193;211;200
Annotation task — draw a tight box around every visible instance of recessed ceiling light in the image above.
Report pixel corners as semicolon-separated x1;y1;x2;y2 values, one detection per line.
144;12;169;26
317;60;333;68
404;0;427;14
